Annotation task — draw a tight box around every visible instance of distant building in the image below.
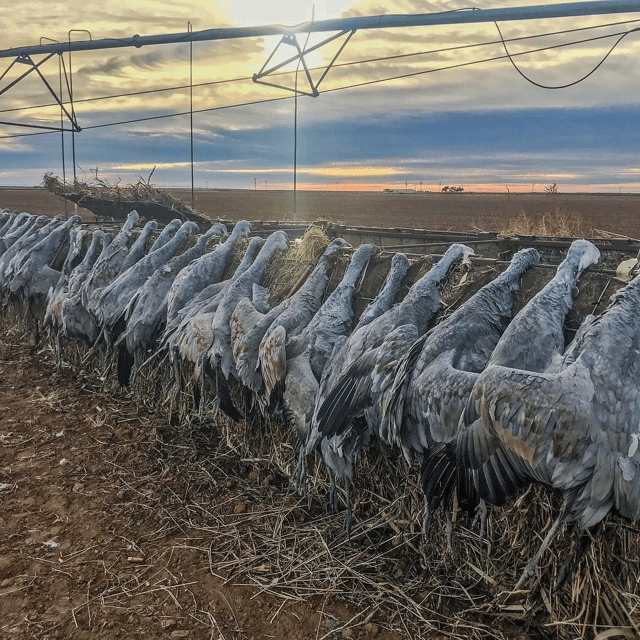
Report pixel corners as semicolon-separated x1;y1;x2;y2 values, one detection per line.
383;188;416;194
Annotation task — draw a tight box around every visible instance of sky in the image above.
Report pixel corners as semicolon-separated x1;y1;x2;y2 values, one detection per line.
1;0;640;193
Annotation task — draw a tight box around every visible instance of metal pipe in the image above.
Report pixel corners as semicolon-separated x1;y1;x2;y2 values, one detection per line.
0;0;637;59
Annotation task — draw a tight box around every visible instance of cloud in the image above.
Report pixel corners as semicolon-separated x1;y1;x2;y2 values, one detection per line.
2;0;640;192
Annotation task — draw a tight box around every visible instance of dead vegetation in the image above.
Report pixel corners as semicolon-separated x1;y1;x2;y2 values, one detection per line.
476;203;601;239
75;334;640;640
2;225;640;639
43;170;204;222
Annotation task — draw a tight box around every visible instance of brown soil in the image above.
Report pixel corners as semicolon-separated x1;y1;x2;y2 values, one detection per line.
3;187;640;239
0;326;410;640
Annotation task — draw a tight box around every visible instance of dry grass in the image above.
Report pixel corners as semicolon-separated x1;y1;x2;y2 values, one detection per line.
5;231;640;639
122;367;640;640
43;171;199;220
476;204;600;239
263;224;330;303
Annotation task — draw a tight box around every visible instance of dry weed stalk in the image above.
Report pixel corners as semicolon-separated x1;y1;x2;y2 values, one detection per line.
476;205;599;239
43;171;200;220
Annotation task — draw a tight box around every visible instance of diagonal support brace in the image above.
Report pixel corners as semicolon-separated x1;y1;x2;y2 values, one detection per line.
253;29;355;97
0;53;81;132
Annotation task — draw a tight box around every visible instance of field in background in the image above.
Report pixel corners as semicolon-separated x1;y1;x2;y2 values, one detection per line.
1;186;639;638
2;187;640;239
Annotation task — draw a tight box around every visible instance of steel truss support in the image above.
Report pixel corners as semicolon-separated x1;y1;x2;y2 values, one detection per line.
253;29;355;97
0;53;81;132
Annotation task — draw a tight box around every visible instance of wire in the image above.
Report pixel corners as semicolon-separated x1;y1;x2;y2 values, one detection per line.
1;24;639;139
1;17;638;116
495;21;640;89
81;95;292;129
322;27;640;93
0;75;255;115
0;94;291;138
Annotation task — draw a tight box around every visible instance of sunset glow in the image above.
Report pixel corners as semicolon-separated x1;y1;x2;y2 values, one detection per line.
1;1;639;192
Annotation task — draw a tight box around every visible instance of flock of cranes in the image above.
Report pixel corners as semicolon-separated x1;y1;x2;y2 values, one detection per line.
1;207;639;591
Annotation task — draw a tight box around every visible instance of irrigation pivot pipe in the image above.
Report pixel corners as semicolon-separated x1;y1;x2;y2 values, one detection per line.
0;0;638;59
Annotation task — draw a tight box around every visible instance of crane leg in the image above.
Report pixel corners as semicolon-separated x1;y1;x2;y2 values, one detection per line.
420;496;432;568
54;331;62;368
169;348;182;399
328;471;338;513
344;483;353;539
422;495;432;540
554;528;593;592
445;509;454;554
130;349;141;385
83;325;106;362
472;499;488;547
513;495;571;592
293;447;307;494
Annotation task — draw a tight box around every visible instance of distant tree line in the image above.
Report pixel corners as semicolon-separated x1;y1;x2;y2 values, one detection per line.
441;185;464;193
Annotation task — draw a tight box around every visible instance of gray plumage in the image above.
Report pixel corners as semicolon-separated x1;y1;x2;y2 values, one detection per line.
305;243;473;528
298;253;411;495
312;252;411;421
93;221;200;342
0;212;28;255
8;215;82;305
44;227;89;360
310;242;474;446
57;231;109;345
354;253;411;332
0;215;61;287
0;213;41;258
0;211;18;238
67;231;109;299
387;247;541;458
163;235;266;361
45;228;95;332
262;243;378;442
453;239;602;511
231;237;351;402
117;222;227;359
165;220;252;324
203;231;290;418
148;219;183;252
163;236;265;401
421;240;602;586
80;210;140;311
116;219;158;275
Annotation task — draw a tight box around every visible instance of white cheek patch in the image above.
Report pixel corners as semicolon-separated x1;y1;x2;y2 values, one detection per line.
628;433;639;458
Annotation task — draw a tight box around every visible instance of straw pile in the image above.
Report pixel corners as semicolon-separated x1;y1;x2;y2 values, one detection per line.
43;171;203;222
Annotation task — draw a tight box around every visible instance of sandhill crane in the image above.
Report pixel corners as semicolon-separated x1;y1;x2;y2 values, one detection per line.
203;230;290;420
8;215;83;308
80;210;140;313
422;239;602;589
307;244;473;529
165;220;252;324
258;243;378;489
163;235;265;406
115;222;227;385
378;248;540;542
92;221;200;351
230;237;352;410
